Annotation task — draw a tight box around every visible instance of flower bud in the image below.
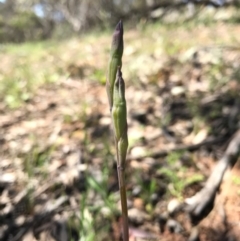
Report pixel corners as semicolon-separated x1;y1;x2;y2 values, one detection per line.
106;20;124;110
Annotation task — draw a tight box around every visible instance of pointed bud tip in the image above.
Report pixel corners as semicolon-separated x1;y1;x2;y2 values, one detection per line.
115;20;123;33
111;20;123;56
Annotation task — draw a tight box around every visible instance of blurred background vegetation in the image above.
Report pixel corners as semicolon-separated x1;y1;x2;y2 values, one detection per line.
0;0;240;43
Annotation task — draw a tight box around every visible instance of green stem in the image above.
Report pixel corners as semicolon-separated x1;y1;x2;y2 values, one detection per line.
115;139;129;241
117;164;129;240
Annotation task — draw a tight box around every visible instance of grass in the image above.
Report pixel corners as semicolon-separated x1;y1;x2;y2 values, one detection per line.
0;15;238;109
159;151;204;198
0;41;62;108
78;160;119;241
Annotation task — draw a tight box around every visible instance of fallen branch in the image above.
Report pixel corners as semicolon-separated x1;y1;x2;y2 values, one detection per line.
184;129;240;225
127;136;226;161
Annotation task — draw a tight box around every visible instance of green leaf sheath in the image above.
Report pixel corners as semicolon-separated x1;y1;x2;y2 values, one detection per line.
106;20;124;110
112;68;128;168
107;58;121;109
117;133;128;169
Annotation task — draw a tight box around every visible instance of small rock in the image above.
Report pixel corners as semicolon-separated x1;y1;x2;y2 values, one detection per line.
100;207;111;217
130;146;147;158
167;199;181;215
150;193;158;204
99;116;111;125
167;219;183;233
132;185;142;197
0;172;16;184
133;198;144;209
22;231;38;241
15;215;26;226
128;208;150;224
192;129;208;144
171;86;185;96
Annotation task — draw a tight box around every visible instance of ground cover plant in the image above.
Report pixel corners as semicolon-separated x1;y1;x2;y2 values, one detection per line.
0;8;240;241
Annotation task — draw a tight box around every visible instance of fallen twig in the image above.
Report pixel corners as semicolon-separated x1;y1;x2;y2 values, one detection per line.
184;129;240;225
127;136;226;160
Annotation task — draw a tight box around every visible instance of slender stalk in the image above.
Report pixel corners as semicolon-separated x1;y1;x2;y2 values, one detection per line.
106;21;129;241
117;166;129;241
115;135;129;240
